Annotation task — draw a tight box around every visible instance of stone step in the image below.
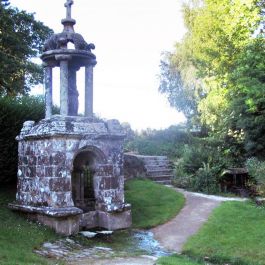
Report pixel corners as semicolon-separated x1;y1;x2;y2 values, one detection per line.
144;161;171;167
137;155;168;159
146;169;172;174
144;161;169;165
124;153;174;186
142;157;169;161
144;165;173;171
154;180;172;185
141;158;169;164
148;175;173;182
146;169;173;176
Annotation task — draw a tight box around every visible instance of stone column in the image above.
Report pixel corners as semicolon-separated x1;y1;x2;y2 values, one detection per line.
60;59;70;116
44;66;53;119
85;65;93;118
68;66;79;116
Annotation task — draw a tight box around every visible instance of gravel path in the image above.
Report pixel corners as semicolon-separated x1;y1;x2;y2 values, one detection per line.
151;187;246;253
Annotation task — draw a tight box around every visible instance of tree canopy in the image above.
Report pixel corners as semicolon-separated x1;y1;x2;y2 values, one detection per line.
159;0;265;158
0;0;53;95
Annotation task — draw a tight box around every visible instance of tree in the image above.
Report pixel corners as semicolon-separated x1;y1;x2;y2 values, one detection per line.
1;0;9;7
0;1;53;95
159;0;265;159
160;0;263;124
159;52;203;124
228;37;265;157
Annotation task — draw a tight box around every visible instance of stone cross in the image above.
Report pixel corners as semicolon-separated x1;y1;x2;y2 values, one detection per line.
65;0;74;19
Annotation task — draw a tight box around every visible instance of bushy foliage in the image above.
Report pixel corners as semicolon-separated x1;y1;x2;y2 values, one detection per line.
246;157;265;198
173;138;232;194
0;96;45;183
125;125;192;159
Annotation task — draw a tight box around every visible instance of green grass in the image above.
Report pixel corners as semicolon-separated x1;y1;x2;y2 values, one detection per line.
0;186;61;265
157;254;204;265
183;201;265;265
0;179;185;264
125;178;185;229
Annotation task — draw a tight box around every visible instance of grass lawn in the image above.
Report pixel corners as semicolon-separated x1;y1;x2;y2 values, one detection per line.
125;178;185;229
157;255;204;265
183;201;265;265
0;185;61;265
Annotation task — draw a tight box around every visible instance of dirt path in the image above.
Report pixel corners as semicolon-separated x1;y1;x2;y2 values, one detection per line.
151;187;246;253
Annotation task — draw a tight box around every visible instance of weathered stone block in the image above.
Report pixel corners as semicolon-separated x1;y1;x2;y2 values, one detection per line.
98;210;132;230
51;152;66;166
36;166;46;178
37;214;80;235
28;156;37;166
49;178;71;192
45;166;53;177
38;156;50;166
66;140;79;152
79;211;98;229
96;164;113;176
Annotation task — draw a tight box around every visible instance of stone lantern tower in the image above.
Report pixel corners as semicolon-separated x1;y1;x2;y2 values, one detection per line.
9;0;132;235
42;0;96;118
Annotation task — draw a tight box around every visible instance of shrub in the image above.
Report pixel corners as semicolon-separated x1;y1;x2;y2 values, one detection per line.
125;125;191;159
174;138;228;194
246;157;265;198
192;162;221;194
0;96;46;183
172;159;194;189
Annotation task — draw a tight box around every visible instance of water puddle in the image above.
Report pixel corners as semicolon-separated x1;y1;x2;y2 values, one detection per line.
36;229;170;262
132;230;170;256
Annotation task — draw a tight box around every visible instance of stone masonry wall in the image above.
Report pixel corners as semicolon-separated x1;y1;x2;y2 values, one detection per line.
15;117;126;213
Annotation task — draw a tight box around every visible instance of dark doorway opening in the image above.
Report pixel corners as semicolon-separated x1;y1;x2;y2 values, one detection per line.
72;151;96;212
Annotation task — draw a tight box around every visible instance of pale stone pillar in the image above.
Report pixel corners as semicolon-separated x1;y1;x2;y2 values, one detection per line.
68;66;79;116
85;66;93;118
44;66;53;119
60;60;69;116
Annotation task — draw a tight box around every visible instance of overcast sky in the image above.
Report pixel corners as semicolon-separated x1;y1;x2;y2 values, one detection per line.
10;0;186;131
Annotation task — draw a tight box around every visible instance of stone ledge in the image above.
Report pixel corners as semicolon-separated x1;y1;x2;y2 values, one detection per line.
17;115;126;141
8;203;83;217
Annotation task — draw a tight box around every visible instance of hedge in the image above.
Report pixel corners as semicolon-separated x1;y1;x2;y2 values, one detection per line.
0;96;45;183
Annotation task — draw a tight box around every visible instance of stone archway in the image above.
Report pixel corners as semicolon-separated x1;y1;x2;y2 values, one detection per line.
72;147;106;212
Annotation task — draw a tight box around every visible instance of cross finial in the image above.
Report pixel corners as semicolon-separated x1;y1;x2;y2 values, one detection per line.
64;0;74;19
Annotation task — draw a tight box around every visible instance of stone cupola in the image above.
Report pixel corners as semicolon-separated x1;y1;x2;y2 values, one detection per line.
42;0;96;118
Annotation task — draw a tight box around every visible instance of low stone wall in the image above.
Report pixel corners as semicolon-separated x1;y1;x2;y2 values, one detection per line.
124;153;173;185
124;153;147;180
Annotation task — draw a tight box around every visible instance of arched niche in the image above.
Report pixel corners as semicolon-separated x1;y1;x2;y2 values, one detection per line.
72;146;106;212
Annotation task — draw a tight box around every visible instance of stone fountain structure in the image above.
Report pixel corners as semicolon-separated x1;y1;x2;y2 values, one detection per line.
9;0;132;235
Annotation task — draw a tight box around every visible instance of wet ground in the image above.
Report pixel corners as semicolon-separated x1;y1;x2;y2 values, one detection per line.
67;255;157;265
36;229;170;264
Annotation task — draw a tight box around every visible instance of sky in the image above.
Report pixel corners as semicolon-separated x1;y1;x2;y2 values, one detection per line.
10;0;186;131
